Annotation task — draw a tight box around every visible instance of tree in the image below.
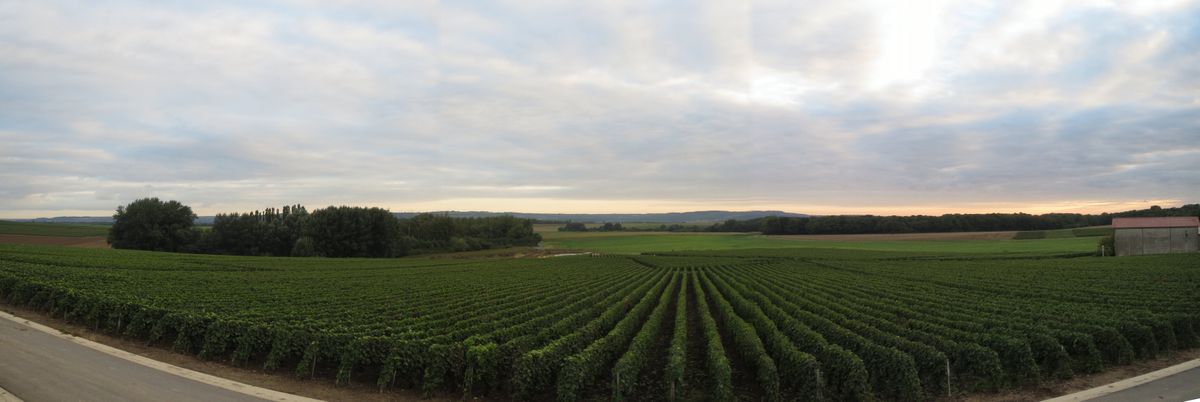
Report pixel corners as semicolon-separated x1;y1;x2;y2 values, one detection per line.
208;204;309;256
304;206;401;258
559;222;588;232
291;236;317;257
108;198;197;252
1098;234;1115;256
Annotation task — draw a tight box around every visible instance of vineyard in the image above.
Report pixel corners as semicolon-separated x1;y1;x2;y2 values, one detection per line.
1;244;1198;401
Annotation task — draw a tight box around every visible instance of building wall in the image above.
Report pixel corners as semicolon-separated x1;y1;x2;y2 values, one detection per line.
1116;227;1200;256
1171;227;1200;253
1115;228;1141;256
1143;228;1172;255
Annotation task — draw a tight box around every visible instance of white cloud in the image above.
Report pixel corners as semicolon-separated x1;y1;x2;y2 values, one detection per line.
0;0;1197;217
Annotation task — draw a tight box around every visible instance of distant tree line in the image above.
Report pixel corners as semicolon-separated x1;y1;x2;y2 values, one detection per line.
1111;204;1200;218
714;204;1200;235
557;222;625;232
741;213;1110;235
107;198;541;257
556;204;1199;236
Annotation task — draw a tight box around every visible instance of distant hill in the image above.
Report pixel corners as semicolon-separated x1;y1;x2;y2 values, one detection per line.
10;204;1192;226
8;216;217;225
11;216;117;224
392;210;809;223
7;210;808;225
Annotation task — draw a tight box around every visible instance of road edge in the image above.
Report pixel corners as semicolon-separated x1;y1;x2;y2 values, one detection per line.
0;310;322;402
1042;357;1200;402
0;385;24;402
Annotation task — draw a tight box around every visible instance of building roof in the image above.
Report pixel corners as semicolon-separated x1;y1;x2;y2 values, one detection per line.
1112;216;1200;229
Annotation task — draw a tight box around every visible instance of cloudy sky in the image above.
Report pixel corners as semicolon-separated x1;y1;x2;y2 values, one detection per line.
2;0;1198;218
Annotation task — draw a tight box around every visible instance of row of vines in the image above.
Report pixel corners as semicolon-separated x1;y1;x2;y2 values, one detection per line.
0;244;1197;401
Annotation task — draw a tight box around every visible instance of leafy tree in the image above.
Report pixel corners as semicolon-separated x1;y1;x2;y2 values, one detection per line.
291;236;317;257
108;198;197;252
1098;235;1115;256
304;206;401;258
208;204;308;256
116;200;542;257
399;214;540;253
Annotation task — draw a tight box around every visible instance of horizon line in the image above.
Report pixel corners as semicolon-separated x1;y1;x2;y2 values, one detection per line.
2;202;1192;221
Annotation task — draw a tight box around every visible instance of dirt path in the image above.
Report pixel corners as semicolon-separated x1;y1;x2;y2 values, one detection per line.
0;234;110;248
772;231;1018;241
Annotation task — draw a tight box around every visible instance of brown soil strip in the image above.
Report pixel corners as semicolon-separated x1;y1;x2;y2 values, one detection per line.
0;234;110;248
0;305;448;402
772;231;1018;242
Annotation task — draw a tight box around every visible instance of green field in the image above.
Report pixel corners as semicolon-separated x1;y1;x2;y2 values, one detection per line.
0;221;110;237
1;243;1196;401
545;232;1101;254
1013;226;1113;240
534;222;711;235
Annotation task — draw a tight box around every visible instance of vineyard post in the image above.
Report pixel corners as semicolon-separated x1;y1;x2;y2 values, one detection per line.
390;362;398;390
946;359;951;398
613;372;619;400
312;348;319;379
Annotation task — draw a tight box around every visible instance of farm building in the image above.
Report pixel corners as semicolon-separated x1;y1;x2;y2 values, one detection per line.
1112;216;1200;256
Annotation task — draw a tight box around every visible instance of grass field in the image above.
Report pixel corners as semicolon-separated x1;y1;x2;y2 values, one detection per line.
0;221;110;237
1014;226;1113;240
545;232;1102;254
1;243;1195;401
535;222;710;235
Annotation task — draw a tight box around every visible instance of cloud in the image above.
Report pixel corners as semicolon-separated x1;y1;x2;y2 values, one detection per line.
0;0;1197;217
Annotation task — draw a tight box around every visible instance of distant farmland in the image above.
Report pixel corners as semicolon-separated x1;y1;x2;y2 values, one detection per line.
541;231;1102;254
0;221;110;237
0;221;110;248
1;243;1196;401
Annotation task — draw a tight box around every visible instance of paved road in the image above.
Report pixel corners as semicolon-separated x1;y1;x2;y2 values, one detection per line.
0;314;271;402
1086;365;1200;402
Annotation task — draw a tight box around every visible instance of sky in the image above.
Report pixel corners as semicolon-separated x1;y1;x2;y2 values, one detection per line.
1;0;1198;218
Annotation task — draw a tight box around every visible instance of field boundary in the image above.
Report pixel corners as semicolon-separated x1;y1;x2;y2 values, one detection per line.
0;309;322;402
1042;357;1200;402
